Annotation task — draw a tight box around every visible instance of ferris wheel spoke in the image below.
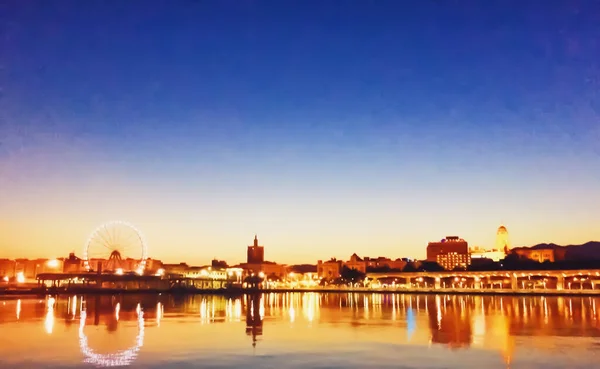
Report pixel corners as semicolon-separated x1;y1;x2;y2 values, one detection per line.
91;236;111;250
91;242;111;255
96;230;113;250
104;225;115;246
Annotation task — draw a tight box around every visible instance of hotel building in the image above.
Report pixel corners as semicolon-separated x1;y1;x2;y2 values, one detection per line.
427;236;471;270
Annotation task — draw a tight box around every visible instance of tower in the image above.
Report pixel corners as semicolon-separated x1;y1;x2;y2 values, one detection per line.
247;235;264;264
496;225;510;254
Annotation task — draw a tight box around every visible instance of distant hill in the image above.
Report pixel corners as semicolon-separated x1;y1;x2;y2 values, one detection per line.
515;241;600;261
288;264;317;273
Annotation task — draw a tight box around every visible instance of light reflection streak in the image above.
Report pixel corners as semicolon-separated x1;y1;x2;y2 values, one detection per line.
259;296;265;320
406;308;415;341
200;298;208;323
156;303;162;327
392;294;396;321
115;303;120;322
45;297;55;334
234;299;242;321
211;299;216;320
302;293;318;323
79;305;145;367
289;305;295;323
72;296;78;318
435;295;442;330
16;299;21;320
226;299;233;322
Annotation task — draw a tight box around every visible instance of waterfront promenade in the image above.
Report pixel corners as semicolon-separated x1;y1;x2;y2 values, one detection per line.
2;268;600;297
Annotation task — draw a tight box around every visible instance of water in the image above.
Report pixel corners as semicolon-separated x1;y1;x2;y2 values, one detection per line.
1;293;599;368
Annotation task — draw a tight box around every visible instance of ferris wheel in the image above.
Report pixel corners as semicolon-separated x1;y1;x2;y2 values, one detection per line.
83;221;147;273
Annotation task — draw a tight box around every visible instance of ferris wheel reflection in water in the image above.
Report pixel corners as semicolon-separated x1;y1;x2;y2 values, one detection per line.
41;296;152;368
78;303;145;368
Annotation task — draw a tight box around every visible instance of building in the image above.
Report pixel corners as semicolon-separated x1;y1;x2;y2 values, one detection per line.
235;236;288;279
496;225;511;253
317;258;343;279
162;263;190;276
364;256;407;271
427;236;471;270
317;254;373;280
470;247;506;262
0;259;16;280
62;253;84;273
512;247;566;263
247;235;264;264
184;266;228;280
345;253;367;273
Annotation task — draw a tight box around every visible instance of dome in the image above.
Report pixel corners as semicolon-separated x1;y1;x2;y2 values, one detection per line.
497;225;508;234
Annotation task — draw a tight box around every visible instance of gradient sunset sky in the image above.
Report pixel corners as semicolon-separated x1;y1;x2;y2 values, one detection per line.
1;1;599;265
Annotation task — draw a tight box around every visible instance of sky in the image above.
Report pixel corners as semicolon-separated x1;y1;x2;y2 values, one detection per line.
1;0;599;265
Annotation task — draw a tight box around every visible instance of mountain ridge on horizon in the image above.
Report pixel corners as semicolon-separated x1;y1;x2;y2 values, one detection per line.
514;241;600;261
517;241;600;249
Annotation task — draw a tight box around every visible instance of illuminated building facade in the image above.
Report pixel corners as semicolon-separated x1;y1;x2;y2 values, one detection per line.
427;236;471;270
317;258;343;279
470;247;506;262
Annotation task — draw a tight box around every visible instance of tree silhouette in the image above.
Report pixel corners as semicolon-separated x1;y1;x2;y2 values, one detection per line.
340;266;365;282
402;263;418;272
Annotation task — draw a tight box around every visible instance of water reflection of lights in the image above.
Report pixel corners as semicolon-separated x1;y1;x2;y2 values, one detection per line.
79;304;145;367
435;295;442;330
259;296;265;320
115;303;121;321
72;296;78;318
406;308;416;341
16;299;21;320
45;297;55;334
235;299;242;321
200;299;208;323
156;303;163;327
302;293;319;323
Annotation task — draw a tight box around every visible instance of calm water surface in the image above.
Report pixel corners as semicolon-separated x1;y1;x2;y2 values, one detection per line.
1;293;599;368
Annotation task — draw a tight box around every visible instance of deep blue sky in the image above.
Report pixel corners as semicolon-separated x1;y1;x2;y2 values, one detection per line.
1;1;599;263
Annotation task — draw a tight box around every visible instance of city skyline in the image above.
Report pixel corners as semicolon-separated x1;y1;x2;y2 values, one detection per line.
2;1;599;264
0;224;598;266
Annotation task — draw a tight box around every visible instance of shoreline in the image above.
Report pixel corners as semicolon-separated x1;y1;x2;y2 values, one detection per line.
2;287;600;298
